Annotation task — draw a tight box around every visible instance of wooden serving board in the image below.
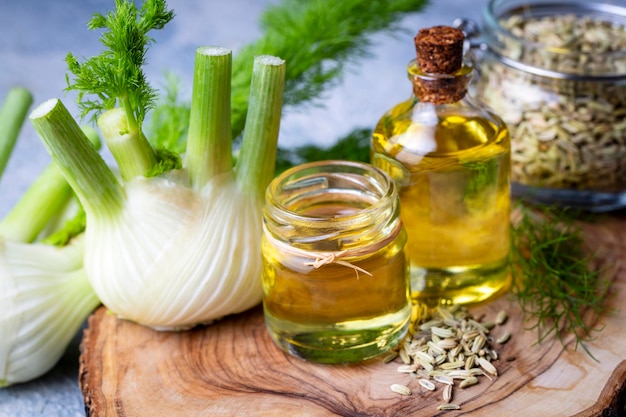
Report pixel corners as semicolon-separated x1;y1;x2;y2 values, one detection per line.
79;214;626;417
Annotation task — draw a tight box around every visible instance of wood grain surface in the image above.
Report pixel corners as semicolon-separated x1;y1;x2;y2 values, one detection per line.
79;214;626;417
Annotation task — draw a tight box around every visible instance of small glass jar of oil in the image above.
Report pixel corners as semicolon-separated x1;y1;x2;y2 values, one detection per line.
371;26;512;306
262;160;411;363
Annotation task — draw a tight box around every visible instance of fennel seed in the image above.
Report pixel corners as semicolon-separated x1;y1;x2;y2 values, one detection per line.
415;350;435;364
420;319;443;331
434;374;454;386
439;360;465;370
459;376;479;388
390;384;412;396
443;383;453;403
496;331;511;345
431;326;456;339
438;404;461;411
447;370;472;380
468;319;490;334
495;310;508;325
397;364;416;374
399;348;411;365
471;334;487;353
386;304;506;413
462;330;480;341
419;378;436;391
415;369;431;380
437;338;459;350
478;357;498;376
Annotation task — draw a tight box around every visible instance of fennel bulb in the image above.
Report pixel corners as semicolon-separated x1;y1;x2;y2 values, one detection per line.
83;170;265;329
0;87;100;386
0;237;98;387
31;49;285;330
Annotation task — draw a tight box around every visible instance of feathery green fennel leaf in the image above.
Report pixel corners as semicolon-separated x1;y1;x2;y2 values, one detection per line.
230;0;429;139
65;0;174;130
146;0;429;150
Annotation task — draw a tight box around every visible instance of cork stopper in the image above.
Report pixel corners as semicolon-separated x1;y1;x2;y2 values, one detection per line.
412;26;468;104
414;26;464;74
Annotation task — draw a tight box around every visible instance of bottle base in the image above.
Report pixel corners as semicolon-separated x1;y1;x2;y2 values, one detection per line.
410;259;511;306
263;307;411;364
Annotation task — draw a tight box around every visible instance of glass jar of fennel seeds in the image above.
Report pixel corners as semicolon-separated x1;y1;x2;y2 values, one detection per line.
463;0;626;211
261;160;411;364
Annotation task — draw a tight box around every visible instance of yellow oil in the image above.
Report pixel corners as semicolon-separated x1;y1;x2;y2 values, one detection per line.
261;205;411;363
372;99;511;306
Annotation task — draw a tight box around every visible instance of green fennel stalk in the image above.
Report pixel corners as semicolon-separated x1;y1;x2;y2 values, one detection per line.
0;88;32;176
0;124;100;243
30;100;124;222
0;87;93;243
186;47;233;188
0;162;75;243
185;48;285;194
236;56;285;195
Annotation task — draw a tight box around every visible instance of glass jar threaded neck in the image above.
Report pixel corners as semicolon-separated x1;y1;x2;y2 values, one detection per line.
263;160;402;254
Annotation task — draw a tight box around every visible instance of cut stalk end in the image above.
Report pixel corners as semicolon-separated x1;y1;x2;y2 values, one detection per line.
98;108;157;181
30;98;125;221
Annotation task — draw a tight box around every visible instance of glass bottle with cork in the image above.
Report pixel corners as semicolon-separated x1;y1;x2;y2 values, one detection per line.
371;25;511;306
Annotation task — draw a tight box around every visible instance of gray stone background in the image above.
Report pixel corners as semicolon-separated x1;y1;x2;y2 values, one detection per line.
0;0;488;415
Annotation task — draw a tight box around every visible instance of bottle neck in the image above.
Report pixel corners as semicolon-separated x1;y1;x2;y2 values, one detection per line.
407;58;473;104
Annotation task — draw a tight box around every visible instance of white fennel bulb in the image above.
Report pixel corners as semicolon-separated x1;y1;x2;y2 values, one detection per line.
0;87;100;387
85;172;264;329
0;237;99;386
31;50;285;330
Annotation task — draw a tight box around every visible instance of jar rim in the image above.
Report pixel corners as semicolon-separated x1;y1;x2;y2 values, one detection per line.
265;160;396;223
480;0;626;80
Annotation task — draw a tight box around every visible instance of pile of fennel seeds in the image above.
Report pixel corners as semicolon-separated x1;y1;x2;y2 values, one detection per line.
385;304;511;411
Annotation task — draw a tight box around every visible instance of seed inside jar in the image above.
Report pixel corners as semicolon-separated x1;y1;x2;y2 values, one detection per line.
475;13;626;194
